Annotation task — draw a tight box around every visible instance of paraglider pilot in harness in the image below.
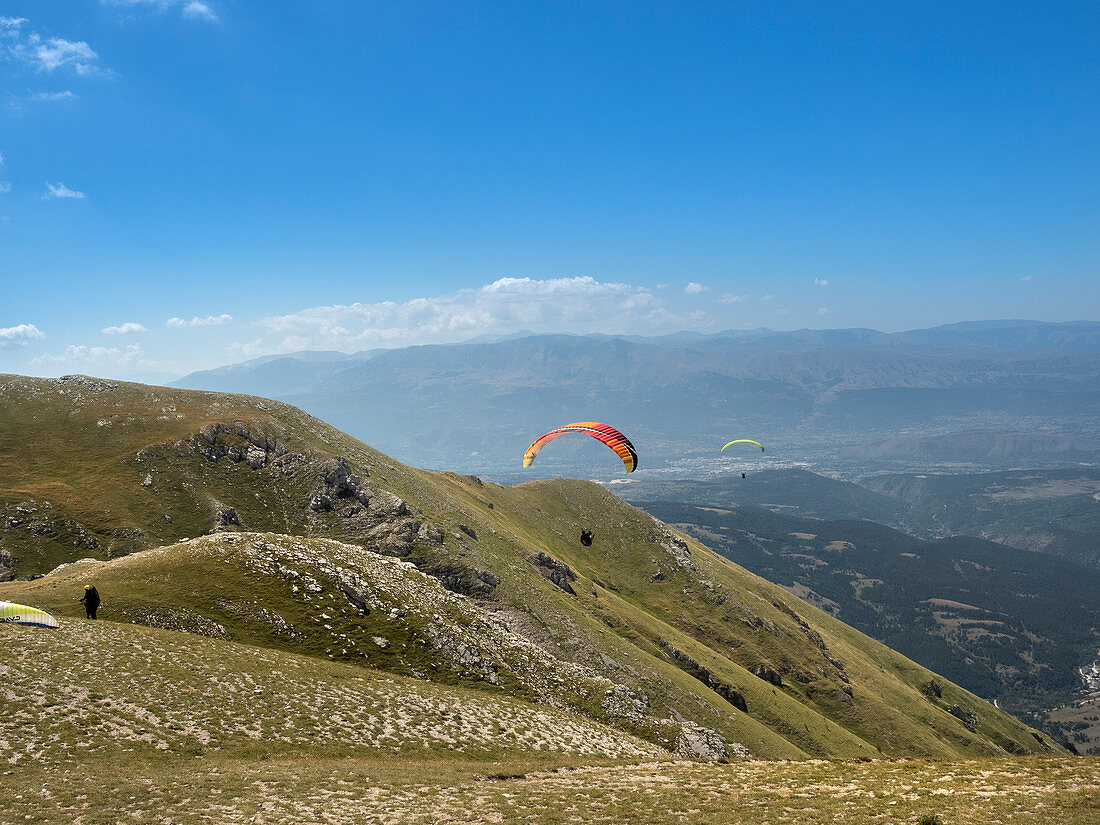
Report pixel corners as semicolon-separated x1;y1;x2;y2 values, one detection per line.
81;585;100;620
580;529;593;547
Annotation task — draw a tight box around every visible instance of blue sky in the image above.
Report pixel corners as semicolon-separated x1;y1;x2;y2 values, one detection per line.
1;1;1097;381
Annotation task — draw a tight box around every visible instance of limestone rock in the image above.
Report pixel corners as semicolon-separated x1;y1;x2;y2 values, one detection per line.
947;703;978;731
673;723;728;759
533;551;577;595
752;664;783;687
417;522;445;545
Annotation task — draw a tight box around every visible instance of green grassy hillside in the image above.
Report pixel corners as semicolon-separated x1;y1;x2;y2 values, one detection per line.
0;374;1059;760
638;502;1100;721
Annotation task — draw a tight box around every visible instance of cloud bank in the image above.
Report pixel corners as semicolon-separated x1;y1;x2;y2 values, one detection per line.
31;343;149;370
166;313;233;328
102;322;147;334
3;18;102;76
102;1;219;23
719;293;750;304
246;276;688;354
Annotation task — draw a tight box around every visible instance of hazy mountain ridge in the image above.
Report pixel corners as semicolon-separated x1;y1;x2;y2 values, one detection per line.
0;373;1053;761
173;322;1100;473
862;468;1100;567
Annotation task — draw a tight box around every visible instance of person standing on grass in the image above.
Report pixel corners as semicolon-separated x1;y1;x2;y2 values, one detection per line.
80;584;100;619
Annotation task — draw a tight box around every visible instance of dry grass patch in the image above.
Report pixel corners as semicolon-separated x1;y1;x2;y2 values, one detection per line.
1;756;1096;824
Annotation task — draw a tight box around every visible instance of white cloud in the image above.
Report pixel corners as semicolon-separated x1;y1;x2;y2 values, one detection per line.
684;282;707;295
9;35;100;74
101;322;147;335
31;343;149;369
182;2;218;21
1018;275;1033;282
227;339;266;359
719;293;750;304
3;18;105;76
35;38;97;73
0;182;10;194
0;323;45;348
103;1;219;23
814;278;829;287
44;182;85;199
761;294;774;301
245;275;694;355
818;307;830;316
31;90;75;101
655;283;670;290
166;313;233;328
775;308;790;315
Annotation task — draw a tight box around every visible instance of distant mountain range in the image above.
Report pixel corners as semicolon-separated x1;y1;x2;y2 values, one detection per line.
174;320;1100;473
614;466;1100;568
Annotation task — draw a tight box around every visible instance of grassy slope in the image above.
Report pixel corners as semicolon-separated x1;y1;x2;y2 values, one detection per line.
639;501;1100;708
0;621;661;764
0;374;1057;760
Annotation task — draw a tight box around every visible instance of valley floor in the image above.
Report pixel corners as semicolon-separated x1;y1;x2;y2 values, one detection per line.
1;755;1096;824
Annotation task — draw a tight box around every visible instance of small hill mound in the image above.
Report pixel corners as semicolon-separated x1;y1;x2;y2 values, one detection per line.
0;620;660;765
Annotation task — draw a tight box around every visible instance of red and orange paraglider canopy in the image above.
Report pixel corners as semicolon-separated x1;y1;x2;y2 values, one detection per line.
523;422;638;473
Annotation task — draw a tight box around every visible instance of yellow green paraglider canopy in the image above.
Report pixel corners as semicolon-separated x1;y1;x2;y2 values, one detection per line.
721;439;764;453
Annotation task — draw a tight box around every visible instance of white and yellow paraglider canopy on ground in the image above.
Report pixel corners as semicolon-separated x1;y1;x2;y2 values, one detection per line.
0;601;59;628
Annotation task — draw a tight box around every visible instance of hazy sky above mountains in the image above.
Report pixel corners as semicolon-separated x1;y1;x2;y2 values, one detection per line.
2;1;1098;381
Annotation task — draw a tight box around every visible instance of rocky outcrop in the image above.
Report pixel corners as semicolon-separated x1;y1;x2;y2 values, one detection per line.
310;457;371;512
772;600;851;685
56;375;118;392
807;679;854;706
418;523;444;545
654;522;696;572
600;684;650;722
337;569;375;614
194;421;289;465
367;491;408;519
270;452;308;476
532;551;577;595
424;562;501;599
0;544;13;582
2;502;100;557
752;664;783;687
947;703;978;731
134;606;229;639
672;723;729;759
365;519;419;558
663;642;748;713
